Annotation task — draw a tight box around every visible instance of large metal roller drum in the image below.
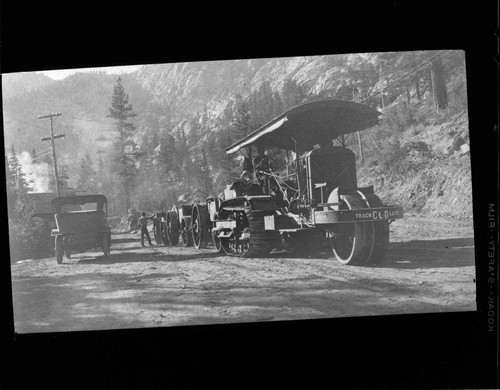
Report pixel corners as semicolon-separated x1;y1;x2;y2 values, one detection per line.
356;191;390;265
326;193;374;265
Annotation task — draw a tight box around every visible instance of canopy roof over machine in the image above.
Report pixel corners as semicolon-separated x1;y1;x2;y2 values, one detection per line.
225;99;380;154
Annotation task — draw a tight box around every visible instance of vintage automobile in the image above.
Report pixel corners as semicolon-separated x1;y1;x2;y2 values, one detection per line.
50;194;111;264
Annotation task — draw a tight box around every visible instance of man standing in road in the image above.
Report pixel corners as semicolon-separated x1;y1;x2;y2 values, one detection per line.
138;212;154;247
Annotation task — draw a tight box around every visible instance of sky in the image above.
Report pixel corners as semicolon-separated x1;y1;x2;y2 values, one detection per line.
36;65;143;80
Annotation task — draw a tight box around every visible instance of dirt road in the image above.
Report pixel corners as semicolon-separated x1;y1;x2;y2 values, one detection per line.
10;216;476;333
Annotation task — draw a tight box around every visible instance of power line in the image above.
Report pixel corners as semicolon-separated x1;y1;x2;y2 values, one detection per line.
4;112;117;132
362;50;446;105
377;50;447;93
25;151;53;163
31;147;52;156
361;49;452;106
63;114;117;126
3;113;53;132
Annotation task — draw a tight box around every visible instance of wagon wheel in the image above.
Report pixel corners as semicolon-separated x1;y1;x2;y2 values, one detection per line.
181;216;193;247
160;222;169;246
154;218;163;245
192;204;210;249
212;232;226;254
326;194;374;265
165;210;180;246
55;235;64;264
357;191;390;265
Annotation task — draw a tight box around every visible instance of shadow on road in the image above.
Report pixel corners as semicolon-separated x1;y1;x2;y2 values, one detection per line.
374;237;475;269
280;237;475;269
77;251;222;265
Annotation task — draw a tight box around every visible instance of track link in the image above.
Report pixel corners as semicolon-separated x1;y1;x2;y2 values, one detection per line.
222;207;280;257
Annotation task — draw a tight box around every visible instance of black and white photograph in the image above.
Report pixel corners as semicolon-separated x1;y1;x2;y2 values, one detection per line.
3;50;476;333
1;3;497;389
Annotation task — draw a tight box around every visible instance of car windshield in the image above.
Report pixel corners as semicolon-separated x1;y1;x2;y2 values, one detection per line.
80;202;99;211
60;204;82;212
59;202;99;213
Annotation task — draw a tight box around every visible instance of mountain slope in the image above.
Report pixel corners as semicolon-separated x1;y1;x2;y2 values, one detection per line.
1;72;55;99
135;55;348;120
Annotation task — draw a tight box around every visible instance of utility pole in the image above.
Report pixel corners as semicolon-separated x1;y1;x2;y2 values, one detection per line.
39;112;64;196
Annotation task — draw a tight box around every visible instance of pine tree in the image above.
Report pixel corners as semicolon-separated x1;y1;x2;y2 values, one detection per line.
194;148;213;199
272;91;284;117
8;144;29;195
430;51;449;111
232;95;252;139
282;78;305;111
258;81;275;122
6;145;38;260
57;164;73;194
77;153;98;193
108;77;138;213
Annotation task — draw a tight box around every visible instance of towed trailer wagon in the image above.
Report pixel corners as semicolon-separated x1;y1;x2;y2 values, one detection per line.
159;99;403;265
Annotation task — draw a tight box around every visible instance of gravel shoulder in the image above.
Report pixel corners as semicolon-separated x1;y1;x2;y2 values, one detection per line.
10;216;476;333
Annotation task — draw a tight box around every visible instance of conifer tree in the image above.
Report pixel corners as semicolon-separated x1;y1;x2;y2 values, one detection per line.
430;51;449;111
281;78;305;110
77;153;98;193
272;91;284;117
60;165;71;193
8;144;29;195
108;77;138;213
194;148;213;199
232;95;252;139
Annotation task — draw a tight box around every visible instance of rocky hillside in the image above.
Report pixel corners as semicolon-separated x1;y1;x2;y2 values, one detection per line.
357;111;472;221
135;55;347;120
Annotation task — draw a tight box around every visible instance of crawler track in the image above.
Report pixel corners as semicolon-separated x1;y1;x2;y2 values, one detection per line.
222;207;280;257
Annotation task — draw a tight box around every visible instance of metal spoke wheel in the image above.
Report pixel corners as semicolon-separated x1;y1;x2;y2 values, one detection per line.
192;204;210;249
212;232;227;254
